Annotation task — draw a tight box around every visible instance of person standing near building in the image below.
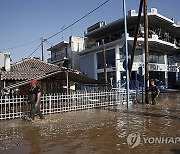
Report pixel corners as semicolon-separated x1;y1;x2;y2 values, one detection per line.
28;79;44;120
149;79;160;105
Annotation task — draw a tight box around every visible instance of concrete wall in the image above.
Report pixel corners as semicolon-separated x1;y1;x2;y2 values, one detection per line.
0;52;11;71
0;81;4;96
0;53;5;69
70;36;85;71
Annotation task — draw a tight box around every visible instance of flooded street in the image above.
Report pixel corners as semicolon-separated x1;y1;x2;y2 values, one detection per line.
0;91;180;154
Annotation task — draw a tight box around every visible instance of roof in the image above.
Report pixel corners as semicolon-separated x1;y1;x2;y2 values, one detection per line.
0;58;63;80
1;57;102;88
47;41;69;51
52;72;103;84
85;9;180;38
2;69;103;90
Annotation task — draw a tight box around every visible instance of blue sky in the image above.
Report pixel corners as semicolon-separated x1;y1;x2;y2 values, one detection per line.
0;0;180;63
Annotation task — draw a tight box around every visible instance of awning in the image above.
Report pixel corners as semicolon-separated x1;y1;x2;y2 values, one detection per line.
2;70;103;91
52;71;103;84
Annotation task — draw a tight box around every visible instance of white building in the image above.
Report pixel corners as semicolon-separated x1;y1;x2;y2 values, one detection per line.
47;36;84;71
0;52;11;72
0;52;11;91
80;8;180;88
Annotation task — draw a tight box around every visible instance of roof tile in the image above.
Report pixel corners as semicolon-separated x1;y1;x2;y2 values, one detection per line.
1;58;62;80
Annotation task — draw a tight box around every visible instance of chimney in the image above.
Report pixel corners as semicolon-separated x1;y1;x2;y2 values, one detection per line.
150;8;158;14
4;53;11;71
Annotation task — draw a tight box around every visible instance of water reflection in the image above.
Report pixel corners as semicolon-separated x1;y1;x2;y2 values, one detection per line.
0;92;179;154
23;125;42;154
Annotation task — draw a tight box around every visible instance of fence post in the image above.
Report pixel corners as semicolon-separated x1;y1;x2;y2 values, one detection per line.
41;94;45;115
19;95;22;118
49;95;52;114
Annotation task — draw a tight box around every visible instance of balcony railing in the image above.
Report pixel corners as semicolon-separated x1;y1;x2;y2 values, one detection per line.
85;28;180;50
48;55;70;63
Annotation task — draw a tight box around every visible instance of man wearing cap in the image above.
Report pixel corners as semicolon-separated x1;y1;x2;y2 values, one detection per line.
149;79;160;105
28;79;44;120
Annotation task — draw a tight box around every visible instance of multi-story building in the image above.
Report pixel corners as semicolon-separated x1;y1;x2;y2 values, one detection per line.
80;8;180;88
47;36;84;71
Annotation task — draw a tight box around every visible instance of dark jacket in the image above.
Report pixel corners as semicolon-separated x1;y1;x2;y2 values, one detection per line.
28;86;41;104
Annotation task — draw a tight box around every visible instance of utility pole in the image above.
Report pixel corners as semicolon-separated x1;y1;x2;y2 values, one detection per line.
41;38;44;61
144;0;149;104
123;0;130;109
102;39;108;84
129;0;144;79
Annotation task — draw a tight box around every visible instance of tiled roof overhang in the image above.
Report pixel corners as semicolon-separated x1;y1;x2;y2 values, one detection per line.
0;58;62;80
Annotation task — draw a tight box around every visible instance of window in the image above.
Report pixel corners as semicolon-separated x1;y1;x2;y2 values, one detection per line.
149;50;164;64
97;52;104;69
97;49;115;69
134;49;143;62
119;48;126;62
119;48;142;62
106;49;115;68
167;55;176;65
97;71;116;85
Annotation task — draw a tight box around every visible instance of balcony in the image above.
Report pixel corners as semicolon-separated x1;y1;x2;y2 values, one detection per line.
85;24;180;51
128;27;180;49
47;55;70;64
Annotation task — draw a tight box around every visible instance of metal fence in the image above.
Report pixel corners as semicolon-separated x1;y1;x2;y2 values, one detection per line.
0;90;136;120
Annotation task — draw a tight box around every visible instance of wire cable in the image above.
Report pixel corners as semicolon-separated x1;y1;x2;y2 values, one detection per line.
2;0;110;58
45;0;110;41
21;40;41;58
45;40;53;48
0;39;41;51
28;43;41;58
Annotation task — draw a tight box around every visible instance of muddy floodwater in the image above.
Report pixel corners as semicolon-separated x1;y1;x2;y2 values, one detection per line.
0;91;180;154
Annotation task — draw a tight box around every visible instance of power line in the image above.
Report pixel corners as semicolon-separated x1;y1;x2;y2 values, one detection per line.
5;0;110;58
45;40;53;48
21;40;40;58
28;43;41;58
45;0;110;41
0;39;41;51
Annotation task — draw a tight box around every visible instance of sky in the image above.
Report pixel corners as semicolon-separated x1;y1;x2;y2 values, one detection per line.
0;0;180;63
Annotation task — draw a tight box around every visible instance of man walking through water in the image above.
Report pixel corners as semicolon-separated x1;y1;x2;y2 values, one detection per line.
28;79;44;120
150;79;160;105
